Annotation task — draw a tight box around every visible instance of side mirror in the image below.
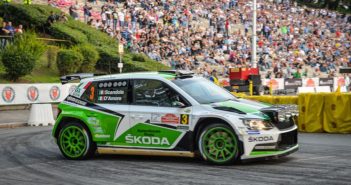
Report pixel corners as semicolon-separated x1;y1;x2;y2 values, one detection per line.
172;101;188;108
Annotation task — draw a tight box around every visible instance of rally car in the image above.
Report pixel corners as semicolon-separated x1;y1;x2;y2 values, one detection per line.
52;70;298;165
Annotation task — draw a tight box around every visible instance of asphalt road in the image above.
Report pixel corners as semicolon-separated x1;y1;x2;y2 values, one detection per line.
0;127;350;185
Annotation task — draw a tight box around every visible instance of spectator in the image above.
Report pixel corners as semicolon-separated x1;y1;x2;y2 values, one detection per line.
3;21;15;36
58;0;351;79
15;24;23;34
69;1;80;20
83;3;92;23
47;11;58;26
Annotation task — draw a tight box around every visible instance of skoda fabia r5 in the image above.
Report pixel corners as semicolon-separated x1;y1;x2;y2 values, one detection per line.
52;71;298;165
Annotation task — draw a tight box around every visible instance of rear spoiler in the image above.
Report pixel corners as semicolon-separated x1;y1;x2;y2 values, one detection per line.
60;73;105;84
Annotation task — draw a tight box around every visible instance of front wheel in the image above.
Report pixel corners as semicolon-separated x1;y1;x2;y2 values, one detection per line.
58;122;95;160
198;123;239;165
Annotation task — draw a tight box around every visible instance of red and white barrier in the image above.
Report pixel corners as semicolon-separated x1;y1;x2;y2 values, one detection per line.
0;83;77;105
0;83;77;126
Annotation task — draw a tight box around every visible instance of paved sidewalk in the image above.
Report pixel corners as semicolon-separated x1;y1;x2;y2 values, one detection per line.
0;110;29;124
0;108;58;128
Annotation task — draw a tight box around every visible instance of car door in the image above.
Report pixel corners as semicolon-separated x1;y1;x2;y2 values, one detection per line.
125;79;192;150
90;79;130;144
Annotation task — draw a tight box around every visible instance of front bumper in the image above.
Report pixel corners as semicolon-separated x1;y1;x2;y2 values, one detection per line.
240;127;298;160
241;144;298;163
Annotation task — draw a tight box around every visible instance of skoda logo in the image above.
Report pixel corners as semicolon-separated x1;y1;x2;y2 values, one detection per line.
2;86;15;103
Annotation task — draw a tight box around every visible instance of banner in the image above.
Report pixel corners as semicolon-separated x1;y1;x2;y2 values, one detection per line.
262;78;285;90
333;77;347;92
284;79;302;91
0;83;77;105
319;78;334;91
302;78;319;87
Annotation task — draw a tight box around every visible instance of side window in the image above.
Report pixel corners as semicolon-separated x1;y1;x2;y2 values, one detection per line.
81;82;97;103
94;80;129;104
133;79;185;107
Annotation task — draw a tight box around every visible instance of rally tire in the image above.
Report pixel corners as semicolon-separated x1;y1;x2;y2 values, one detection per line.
57;122;96;160
198;123;239;165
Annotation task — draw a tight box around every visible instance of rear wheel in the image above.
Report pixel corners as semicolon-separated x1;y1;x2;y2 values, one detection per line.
198;123;239;165
58;122;95;160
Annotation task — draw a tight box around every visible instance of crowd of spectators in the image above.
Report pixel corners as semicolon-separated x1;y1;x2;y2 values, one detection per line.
56;0;351;79
0;21;24;48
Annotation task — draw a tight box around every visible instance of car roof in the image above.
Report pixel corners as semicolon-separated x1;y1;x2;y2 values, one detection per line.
81;71;177;83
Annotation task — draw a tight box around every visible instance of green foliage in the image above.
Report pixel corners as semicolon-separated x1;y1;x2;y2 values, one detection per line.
1;32;47;81
50;23;88;46
47;45;59;68
0;4;61;29
73;44;100;73
56;49;84;75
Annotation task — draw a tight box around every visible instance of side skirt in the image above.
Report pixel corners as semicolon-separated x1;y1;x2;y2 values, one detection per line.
97;147;195;158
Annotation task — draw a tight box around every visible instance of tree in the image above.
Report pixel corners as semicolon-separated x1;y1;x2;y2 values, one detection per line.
1;32;46;81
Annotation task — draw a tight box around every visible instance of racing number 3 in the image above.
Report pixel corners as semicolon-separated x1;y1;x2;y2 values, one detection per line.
181;114;189;125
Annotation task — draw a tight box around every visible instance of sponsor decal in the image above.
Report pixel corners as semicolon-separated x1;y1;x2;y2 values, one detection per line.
87;117;100;125
176;125;189;130
151;113;162;123
184;108;191;113
1;86;15;103
114;123;182;148
125;134;170;145
247;130;261;135
248;136;274;142
50;86;61;101
161;114;180;124
66;96;87;106
27;86;39;102
69;85;78;94
95;134;111;138
99;81;127;88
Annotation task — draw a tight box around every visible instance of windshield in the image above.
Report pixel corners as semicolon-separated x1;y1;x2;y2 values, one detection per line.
172;77;237;104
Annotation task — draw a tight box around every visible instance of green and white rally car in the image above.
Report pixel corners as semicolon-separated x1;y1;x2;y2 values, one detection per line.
52;71;298;165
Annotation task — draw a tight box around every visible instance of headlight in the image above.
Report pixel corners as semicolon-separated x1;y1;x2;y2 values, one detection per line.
278;105;299;121
242;119;273;130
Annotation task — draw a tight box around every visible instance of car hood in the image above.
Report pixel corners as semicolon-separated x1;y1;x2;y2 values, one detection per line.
210;98;270;119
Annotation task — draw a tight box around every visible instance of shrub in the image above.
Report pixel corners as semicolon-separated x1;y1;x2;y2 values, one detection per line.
1;32;46;81
50;23;88;46
0;4;61;30
56;49;84;75
73;44;100;73
132;53;147;62
47;45;59;68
